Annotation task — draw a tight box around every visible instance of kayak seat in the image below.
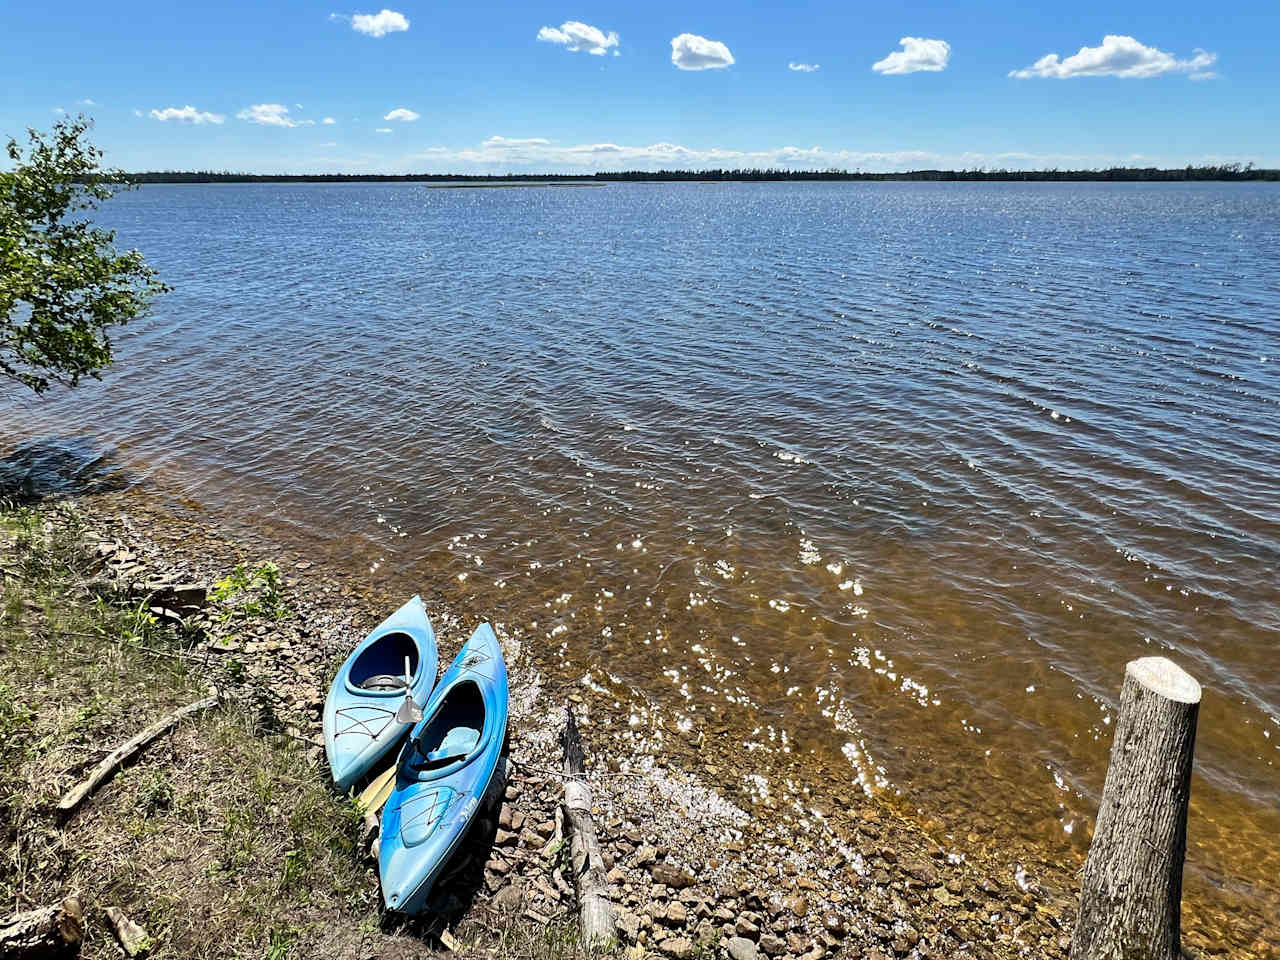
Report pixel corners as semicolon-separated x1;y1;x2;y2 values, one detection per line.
414;681;486;769
360;674;409;691
424;726;480;765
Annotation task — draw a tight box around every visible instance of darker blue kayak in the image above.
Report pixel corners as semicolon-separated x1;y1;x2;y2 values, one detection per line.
323;596;438;791
378;622;508;914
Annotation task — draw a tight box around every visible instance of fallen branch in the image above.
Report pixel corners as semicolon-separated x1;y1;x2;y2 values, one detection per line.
559;706;616;949
0;897;85;958
58;691;220;816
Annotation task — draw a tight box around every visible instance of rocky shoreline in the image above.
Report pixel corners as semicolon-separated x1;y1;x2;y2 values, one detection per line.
24;483;1099;960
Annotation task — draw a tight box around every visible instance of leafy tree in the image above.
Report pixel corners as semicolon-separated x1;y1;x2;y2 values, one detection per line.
1;116;167;392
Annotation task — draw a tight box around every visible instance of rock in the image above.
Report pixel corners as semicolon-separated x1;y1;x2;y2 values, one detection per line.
495;828;518;847
607;866;627;885
665;902;688;926
799;948;825;960
657;936;694;959
786;933;809;953
727;937;759;960
822;916;846;939
782;895;809;918
634;844;658;867
758;933;787;956
615;910;640;943
485;856;510;876
651;863;696;889
735;917;760;939
493;884;523;911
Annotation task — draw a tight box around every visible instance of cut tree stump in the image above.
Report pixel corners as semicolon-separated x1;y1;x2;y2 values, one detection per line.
57;692;219;816
1071;656;1202;960
0;897;85;957
560;706;617;949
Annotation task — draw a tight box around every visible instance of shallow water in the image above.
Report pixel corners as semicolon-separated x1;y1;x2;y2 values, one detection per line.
4;181;1278;933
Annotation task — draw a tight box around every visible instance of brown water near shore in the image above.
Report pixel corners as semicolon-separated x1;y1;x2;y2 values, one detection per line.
2;180;1278;953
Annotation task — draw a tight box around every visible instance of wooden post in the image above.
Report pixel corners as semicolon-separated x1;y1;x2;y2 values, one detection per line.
1071;656;1201;960
0;897;85;957
560;706;617;949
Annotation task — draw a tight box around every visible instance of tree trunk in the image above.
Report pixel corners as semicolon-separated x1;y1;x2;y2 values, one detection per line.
0;898;85;958
560;706;617;949
1071;656;1201;960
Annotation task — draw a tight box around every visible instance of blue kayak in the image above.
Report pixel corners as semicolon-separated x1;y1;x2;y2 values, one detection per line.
378;622;508;914
323;595;438;792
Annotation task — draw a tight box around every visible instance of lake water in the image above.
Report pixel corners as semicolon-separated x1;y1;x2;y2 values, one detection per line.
4;181;1278;939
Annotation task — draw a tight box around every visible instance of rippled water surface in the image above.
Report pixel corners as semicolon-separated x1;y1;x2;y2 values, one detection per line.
4;181;1278;933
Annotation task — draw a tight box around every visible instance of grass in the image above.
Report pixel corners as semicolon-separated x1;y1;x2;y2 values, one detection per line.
0;504;374;958
0;501;599;960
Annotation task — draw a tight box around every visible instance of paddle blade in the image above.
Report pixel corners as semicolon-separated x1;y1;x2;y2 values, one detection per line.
394;695;423;725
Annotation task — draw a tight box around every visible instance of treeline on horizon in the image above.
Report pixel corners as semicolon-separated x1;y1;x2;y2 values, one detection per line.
118;163;1279;184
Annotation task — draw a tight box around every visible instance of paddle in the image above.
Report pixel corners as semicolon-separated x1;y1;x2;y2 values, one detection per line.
394;655;423;725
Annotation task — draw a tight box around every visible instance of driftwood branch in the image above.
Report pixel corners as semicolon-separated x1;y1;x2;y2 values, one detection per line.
58;692;220;816
0;897;85;958
106;906;151;957
559;706;616;949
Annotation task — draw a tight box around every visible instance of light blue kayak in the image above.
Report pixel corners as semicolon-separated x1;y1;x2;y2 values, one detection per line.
323;595;438;792
378;622;508;914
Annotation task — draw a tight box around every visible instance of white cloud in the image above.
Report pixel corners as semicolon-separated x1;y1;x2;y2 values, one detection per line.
788;62;819;72
411;136;1204;174
349;9;409;37
78;98;97;106
150;105;226;124
375;128;393;133
537;21;619;56
323;116;337;124
1010;35;1216;79
237;103;314;127
671;33;734;71
133;108;144;117
873;37;950;75
383;107;419;122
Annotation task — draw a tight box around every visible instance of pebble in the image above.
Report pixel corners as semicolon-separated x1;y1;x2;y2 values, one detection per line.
727;937;760;960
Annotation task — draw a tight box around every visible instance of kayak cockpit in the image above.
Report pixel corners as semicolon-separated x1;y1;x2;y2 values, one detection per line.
412;680;485;772
348;630;421;694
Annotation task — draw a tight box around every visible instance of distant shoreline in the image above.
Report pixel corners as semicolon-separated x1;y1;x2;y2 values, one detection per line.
115;164;1280;185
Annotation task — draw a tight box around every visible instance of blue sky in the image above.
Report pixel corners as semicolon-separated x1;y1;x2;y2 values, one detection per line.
4;0;1277;173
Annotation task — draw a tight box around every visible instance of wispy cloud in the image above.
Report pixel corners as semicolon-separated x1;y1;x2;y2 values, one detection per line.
237;103;313;127
1010;35;1216;79
383;107;419;122
788;62;819;73
323;117;337;125
150;105;226;124
873;37;950;74
77;98;97;106
375;128;393;134
537;21;619;56
331;9;409;37
671;33;735;71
